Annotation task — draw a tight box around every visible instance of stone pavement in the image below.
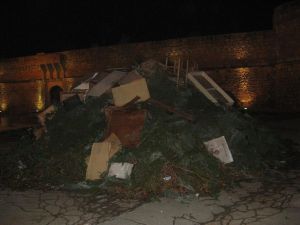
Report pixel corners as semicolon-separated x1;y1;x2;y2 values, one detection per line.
100;170;300;225
0;170;299;225
0;190;142;225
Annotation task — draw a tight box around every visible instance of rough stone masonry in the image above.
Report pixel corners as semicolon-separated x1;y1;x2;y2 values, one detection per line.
0;1;300;116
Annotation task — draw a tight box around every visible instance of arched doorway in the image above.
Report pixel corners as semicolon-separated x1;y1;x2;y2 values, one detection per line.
49;86;63;105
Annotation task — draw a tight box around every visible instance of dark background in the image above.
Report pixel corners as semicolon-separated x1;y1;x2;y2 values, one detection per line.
0;0;291;58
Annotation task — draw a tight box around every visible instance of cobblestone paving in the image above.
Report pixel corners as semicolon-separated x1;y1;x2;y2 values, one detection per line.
0;190;142;225
195;170;300;225
100;170;300;225
0;170;299;225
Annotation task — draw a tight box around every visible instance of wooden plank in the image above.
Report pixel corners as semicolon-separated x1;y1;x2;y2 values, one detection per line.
148;98;194;122
199;72;234;106
188;71;235;107
185;59;189;85
187;73;218;104
176;58;181;88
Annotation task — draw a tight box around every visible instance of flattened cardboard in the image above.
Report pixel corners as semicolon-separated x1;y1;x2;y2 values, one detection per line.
112;78;150;106
85;133;121;180
204;136;233;164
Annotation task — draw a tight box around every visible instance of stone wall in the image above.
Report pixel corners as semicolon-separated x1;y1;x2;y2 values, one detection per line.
273;1;300;112
1;1;300;115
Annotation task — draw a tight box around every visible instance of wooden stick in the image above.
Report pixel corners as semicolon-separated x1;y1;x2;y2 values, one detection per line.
165;57;168;69
148;98;194;122
108;96;141;112
176;58;181;88
185;59;189;86
173;60;176;74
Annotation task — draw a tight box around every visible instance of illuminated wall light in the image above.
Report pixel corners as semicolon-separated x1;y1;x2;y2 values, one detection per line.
168;49;181;60
0;102;8;112
65;78;75;92
0;83;8;112
36;94;44;111
233;45;248;60
236;68;256;108
170;50;179;56
35;80;44;112
240;94;253;104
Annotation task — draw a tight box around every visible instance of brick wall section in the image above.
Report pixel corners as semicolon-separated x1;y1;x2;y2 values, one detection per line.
60;30;275;77
0;1;300;114
274;1;300;61
207;66;274;110
0;53;62;81
0;33;281;114
0;81;43;113
273;1;300;112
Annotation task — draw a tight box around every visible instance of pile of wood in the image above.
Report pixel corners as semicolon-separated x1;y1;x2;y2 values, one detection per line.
81;69;194;181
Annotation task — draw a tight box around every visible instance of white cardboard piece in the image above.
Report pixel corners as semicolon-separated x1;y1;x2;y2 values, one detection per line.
204;136;233;164
87;71;127;97
73;72;99;91
73;82;90;91
108;163;134;179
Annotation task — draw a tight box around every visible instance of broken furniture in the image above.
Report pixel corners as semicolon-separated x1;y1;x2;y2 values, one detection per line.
187;71;234;107
148;98;194;122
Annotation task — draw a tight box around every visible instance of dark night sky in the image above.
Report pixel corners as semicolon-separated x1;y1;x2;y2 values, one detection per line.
0;0;291;59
